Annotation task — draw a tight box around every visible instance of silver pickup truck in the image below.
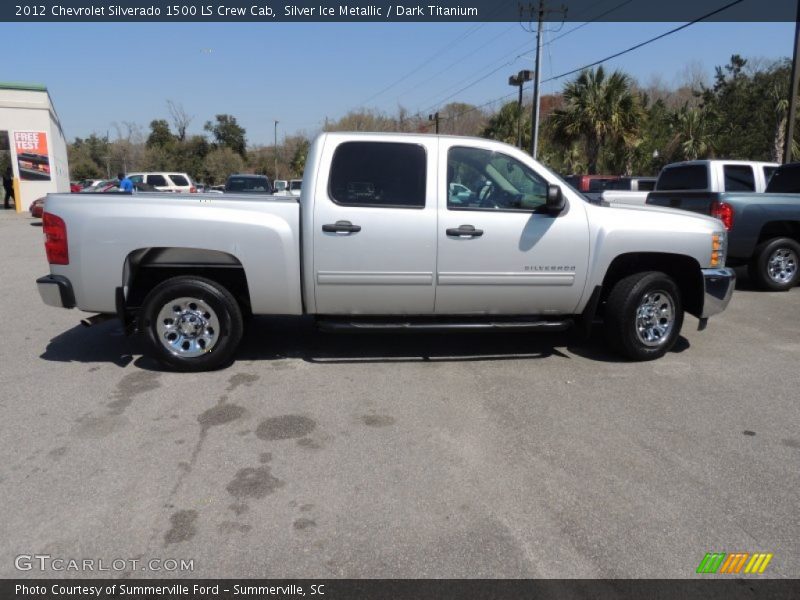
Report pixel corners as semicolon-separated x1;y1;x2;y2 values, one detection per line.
37;132;735;371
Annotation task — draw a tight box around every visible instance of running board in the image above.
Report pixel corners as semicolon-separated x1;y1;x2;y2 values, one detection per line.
317;318;573;333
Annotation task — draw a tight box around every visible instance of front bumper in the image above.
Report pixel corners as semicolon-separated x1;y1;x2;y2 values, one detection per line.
37;274;75;308
700;268;735;319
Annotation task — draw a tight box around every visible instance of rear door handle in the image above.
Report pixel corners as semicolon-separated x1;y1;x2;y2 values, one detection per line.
446;224;483;238
322;220;361;233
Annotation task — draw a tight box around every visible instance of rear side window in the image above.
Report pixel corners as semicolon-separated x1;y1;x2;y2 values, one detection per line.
607;179;632;191
147;174;168;186
226;176;270;192
723;165;755;192
656;165;708;191
765;164;800;193
329;142;426;208
169;174;189;186
637;179;656;191
588;178;615;192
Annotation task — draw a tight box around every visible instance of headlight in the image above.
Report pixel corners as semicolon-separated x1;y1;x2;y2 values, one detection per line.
711;231;727;268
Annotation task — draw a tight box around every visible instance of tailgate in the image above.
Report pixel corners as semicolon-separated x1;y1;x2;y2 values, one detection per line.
645;191;721;216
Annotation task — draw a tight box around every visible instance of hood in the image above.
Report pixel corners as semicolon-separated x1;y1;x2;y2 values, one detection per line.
595;201;724;228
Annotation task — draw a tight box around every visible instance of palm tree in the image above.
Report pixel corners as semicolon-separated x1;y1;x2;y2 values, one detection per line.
549;66;642;174
667;104;717;161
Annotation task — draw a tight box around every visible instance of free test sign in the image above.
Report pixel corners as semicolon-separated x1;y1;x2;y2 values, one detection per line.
13;131;51;181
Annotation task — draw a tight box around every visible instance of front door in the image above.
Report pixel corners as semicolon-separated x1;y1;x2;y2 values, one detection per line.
312;137;438;315
435;140;590;315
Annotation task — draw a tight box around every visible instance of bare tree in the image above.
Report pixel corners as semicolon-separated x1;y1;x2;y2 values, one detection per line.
167;100;193;142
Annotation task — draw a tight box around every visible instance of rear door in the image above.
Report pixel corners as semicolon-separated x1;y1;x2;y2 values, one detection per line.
312;137;437;314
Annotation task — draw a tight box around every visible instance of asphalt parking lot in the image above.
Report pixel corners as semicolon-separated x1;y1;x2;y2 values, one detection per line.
1;209;798;579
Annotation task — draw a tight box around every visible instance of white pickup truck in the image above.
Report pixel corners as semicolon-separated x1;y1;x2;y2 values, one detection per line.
601;159;779;207
37;133;735;371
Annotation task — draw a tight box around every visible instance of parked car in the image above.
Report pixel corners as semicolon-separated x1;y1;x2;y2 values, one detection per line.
70;182;82;193
288;179;302;196
127;172;197;193
273;179;288;193
646;161;800;291
600;176;657;207
224;174;272;194
37;132;734;371
763;161;800;193
80;180;118;193
653;160;778;194
29;196;45;218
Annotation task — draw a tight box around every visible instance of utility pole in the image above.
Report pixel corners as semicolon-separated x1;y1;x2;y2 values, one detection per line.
521;2;566;159
428;112;440;134
273;120;279;179
784;0;800;163
508;69;533;149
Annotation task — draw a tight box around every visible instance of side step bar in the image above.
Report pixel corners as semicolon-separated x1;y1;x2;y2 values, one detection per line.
317;318;573;333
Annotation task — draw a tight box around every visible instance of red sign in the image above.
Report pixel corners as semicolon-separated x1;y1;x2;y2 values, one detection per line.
14;131;51;181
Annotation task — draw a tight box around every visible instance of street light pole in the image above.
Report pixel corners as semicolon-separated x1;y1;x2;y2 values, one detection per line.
509;70;533;150
274;120;279;180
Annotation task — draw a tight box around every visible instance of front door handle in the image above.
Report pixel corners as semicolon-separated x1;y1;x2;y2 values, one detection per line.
446;224;483;238
322;220;361;233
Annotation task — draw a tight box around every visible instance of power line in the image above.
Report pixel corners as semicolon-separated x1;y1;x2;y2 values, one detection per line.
419;0;634;118
393;24;518;103
541;0;747;84
436;0;747;127
357;23;487;107
357;1;511;107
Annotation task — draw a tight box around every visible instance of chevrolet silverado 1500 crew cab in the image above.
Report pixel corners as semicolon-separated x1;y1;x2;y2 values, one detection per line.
37;133;735;371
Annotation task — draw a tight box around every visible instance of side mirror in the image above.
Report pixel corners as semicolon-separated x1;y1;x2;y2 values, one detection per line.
546;184;565;214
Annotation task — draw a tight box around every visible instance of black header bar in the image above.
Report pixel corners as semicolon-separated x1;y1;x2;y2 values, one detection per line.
2;0;798;22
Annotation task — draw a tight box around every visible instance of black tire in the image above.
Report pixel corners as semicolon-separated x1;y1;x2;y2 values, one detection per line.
604;271;684;361
747;237;800;291
139;276;243;372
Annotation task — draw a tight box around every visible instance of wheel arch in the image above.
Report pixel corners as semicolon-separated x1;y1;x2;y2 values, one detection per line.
122;247;252;317
756;220;800;246
600;252;704;318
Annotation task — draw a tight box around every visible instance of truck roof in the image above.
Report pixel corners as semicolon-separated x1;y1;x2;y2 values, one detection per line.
662;159;779;168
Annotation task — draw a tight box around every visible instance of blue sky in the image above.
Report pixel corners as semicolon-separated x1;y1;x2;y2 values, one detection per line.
1;21;795;145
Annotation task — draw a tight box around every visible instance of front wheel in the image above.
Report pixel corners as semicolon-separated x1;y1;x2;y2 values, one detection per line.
604;271;684;361
140;276;243;371
748;237;800;291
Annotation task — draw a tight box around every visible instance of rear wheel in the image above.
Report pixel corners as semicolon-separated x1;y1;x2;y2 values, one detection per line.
748;237;800;291
140;276;243;371
604;271;683;361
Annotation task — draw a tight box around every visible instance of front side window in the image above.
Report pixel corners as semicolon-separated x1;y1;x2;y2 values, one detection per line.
447;146;547;211
128;175;143;184
147;174;168;187
329;142;426;208
723;165;755;192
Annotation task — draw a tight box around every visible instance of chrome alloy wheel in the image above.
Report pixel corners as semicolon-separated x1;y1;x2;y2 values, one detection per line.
155;297;220;357
634;290;675;347
767;247;798;284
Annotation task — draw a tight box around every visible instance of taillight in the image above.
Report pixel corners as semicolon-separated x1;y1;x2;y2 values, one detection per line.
43;212;69;265
190;186;197;193
711;200;734;231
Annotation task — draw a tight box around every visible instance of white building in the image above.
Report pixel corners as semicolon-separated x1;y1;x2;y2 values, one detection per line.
0;83;69;213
